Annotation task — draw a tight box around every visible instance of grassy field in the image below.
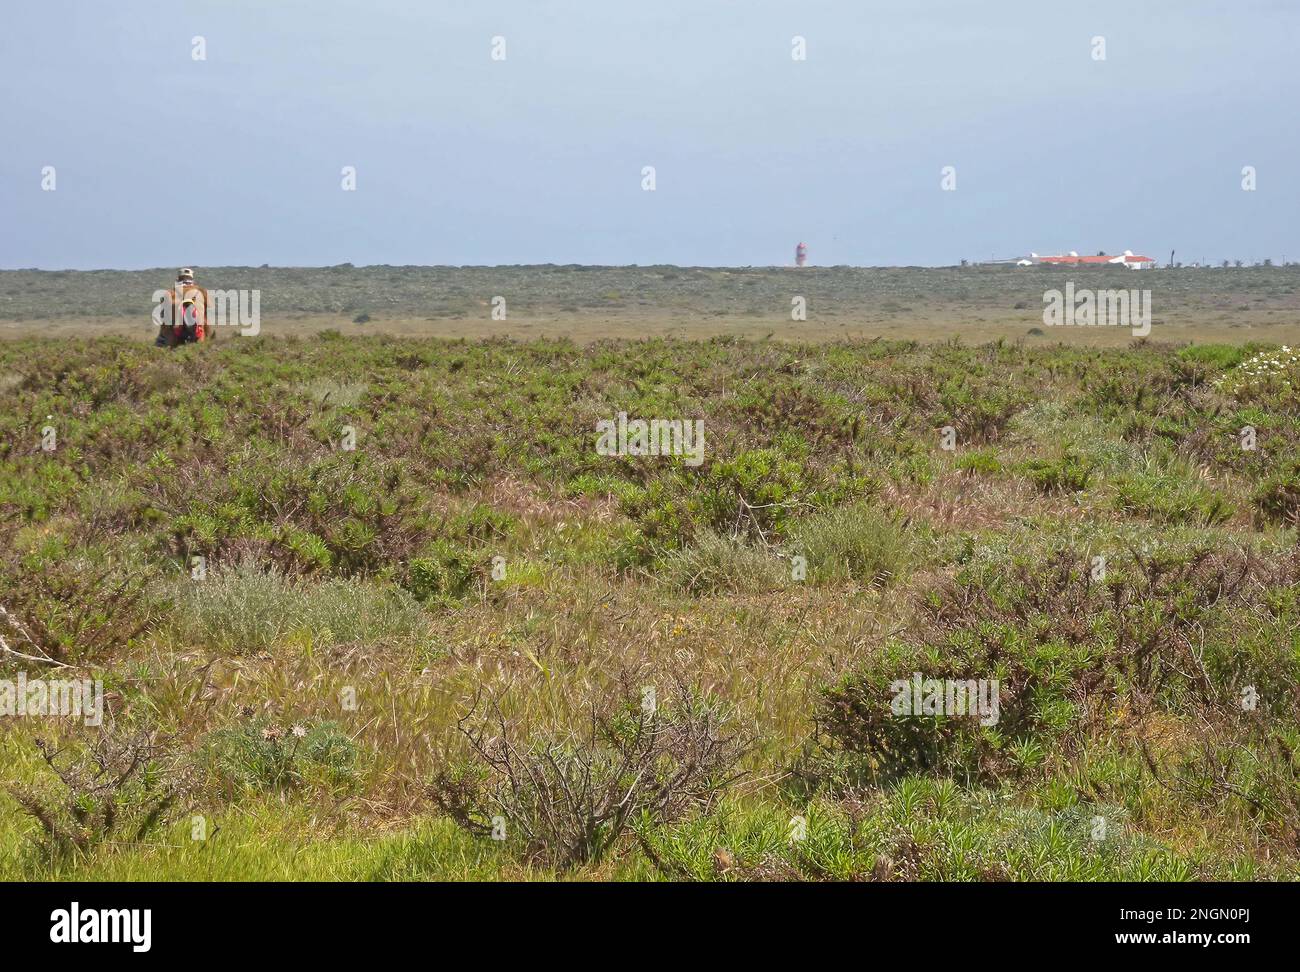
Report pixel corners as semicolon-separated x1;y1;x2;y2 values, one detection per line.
1;272;1299;880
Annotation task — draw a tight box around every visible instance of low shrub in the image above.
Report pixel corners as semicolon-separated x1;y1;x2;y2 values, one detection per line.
405;539;481;603
1019;452;1092;494
1253;455;1300;525
1110;462;1234;525
7;730;190;861
204;718;360;795
955;449;1003;477
0;539;154;664
1212;346;1299;402
430;675;751;869
814;544;1296;784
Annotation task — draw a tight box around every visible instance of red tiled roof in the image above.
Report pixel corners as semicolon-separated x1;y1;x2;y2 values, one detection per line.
1036;254;1154;264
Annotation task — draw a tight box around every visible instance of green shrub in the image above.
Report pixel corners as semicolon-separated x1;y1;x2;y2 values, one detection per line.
935;378;1026;443
405;539;480;602
0;537;155;663
1177;344;1250;370
955;449;1002;477
1019;452;1092;494
814;545;1293;784
205;718;360;794
1253;455;1300;524
168;450;428;577
700;449;811;539
1110;462;1234;525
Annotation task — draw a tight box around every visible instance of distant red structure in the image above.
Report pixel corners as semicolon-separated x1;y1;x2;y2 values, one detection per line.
1018;250;1156;269
795;242;808;267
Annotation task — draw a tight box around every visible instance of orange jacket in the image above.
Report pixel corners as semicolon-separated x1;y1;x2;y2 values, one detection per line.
162;284;211;339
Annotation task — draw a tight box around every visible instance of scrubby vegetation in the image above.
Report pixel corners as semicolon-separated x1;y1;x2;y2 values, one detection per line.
4;264;1296;323
1;333;1298;880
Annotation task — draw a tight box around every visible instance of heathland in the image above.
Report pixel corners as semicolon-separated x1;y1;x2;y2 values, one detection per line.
0;265;1297;880
3;264;1299;345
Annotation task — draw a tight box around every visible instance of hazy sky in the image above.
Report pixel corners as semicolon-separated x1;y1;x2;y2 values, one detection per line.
2;1;1296;269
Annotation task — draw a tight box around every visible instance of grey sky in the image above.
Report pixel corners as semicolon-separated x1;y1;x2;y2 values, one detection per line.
2;0;1296;269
